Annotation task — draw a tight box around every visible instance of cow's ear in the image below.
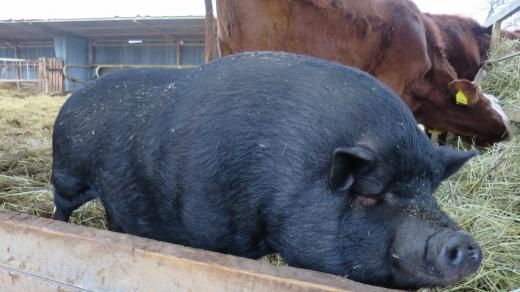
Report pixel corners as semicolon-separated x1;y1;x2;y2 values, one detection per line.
438;146;476;180
329;147;374;192
448;80;480;106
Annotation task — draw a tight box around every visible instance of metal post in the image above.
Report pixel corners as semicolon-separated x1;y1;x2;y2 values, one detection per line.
204;0;215;63
176;42;181;66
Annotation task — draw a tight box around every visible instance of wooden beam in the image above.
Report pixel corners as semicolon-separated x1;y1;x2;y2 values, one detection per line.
79;32;204;37
485;0;520;27
0;39;17;49
205;0;215;63
176;41;181;65
14;45;21;90
15;41;54;48
0;210;395;292
48;24;205;32
88;41;94;65
491;19;503;44
6;22;84;40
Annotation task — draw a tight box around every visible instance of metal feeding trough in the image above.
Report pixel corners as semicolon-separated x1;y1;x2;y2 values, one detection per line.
0;210;395;292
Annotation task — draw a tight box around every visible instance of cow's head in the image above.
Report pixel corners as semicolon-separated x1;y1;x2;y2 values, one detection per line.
411;16;510;145
417;79;509;145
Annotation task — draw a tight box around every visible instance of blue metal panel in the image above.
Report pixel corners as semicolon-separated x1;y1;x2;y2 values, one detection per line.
0;46;54;59
94;44;203;66
0;47;14;58
149;46;176;65
20;47;55;59
94;44;179;65
0;46;54;81
54;36;90;91
94;46;122;64
21;47;55;80
180;45;204;65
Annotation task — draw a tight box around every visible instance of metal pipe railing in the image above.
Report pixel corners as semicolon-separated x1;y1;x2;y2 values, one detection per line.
63;64;198;84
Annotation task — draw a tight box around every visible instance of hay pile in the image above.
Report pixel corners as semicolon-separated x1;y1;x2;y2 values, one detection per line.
1;39;519;291
432;138;520;291
482;39;520;112
0;87;106;228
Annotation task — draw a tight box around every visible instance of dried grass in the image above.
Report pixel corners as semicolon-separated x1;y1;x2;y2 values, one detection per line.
0;88;106;228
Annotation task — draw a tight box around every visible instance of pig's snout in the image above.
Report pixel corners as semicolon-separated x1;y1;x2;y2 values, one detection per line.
429;230;482;281
390;219;482;288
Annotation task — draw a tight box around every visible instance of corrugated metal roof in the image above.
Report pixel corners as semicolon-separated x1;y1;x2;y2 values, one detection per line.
0;16;206;44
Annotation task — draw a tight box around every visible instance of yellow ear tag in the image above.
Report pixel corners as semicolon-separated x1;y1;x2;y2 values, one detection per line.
456;90;469;106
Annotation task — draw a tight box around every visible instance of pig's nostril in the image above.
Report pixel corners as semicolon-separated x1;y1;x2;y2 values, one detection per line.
436;231;482;277
467;244;482;263
448;246;464;266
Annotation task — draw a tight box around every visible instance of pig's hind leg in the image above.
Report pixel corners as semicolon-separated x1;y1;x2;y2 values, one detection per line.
51;171;100;222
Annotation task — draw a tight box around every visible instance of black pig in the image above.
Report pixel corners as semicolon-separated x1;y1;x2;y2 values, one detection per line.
52;52;481;289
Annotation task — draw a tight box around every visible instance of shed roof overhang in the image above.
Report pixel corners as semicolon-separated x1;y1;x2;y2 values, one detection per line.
0;16;206;46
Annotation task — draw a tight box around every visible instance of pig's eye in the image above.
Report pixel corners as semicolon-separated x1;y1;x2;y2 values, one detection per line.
354;192;395;207
354;195;380;207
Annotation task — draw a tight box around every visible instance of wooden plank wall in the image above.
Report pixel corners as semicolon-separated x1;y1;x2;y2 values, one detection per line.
38;57;64;95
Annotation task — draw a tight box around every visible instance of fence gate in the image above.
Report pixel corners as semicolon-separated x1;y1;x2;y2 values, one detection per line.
38;57;64;95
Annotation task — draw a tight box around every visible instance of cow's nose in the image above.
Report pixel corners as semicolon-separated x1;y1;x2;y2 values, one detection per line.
436;230;482;277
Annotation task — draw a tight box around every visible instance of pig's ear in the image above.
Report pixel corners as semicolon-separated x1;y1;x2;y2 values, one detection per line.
329;146;374;192
438;146;476;180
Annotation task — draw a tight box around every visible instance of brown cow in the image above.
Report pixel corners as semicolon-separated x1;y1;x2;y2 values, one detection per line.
216;0;510;145
426;13;520;81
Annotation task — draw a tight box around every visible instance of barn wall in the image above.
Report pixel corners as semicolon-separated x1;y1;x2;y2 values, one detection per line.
0;47;14;58
0;46;54;58
94;44;176;64
21;47;55;59
22;47;55;80
180;45;205;65
54;36;90;92
0;47;15;80
2;41;205;90
0;46;55;81
94;43;205;66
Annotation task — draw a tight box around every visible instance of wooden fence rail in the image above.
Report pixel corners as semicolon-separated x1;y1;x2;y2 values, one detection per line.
482;1;520;123
485;0;520;39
